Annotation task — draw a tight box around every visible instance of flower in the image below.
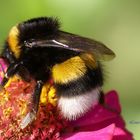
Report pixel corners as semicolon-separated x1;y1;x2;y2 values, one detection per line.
0;58;68;140
0;58;133;140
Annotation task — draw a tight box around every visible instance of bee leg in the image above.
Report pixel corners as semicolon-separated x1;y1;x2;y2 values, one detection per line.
32;80;44;114
20;80;44;129
0;61;26;92
99;91;105;104
1;62;21;86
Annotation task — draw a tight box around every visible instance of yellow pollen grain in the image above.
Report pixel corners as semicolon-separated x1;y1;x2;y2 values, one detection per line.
3;107;13;118
4;75;18;88
18;99;27;116
48;86;57;106
40;84;57;106
40;85;49;104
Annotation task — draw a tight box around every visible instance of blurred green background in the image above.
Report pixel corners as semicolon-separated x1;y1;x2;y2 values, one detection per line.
0;0;139;139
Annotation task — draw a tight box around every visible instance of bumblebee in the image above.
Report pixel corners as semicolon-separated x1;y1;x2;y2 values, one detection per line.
1;17;115;129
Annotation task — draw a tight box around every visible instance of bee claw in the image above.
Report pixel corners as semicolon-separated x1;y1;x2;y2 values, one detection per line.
20;111;36;129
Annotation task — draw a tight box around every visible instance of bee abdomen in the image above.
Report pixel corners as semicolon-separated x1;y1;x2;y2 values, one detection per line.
55;65;103;97
56;63;103;120
58;87;100;120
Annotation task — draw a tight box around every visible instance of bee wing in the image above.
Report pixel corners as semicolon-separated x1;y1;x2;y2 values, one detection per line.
25;31;115;61
55;31;115;61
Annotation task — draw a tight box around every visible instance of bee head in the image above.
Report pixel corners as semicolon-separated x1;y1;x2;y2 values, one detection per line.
7;17;60;59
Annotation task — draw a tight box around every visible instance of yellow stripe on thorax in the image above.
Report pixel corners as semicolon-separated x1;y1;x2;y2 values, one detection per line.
52;56;87;84
8;26;21;58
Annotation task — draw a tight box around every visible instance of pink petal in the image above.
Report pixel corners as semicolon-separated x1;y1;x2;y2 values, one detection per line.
105;90;121;113
70;91;122;130
113;127;133;140
70;104;117;130
63;124;116;140
0;58;8;83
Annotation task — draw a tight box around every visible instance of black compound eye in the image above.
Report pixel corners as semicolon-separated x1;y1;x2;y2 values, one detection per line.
24;40;34;48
